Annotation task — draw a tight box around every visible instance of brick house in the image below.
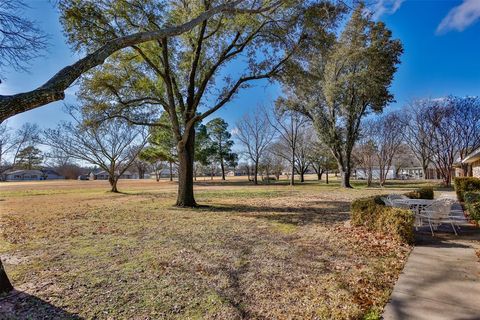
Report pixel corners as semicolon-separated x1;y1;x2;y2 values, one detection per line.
462;147;480;178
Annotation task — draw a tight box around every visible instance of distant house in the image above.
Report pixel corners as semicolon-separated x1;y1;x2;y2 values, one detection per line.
462;147;480;178
89;170;134;180
397;167;424;180
4;169;64;181
355;167;396;180
226;169;246;177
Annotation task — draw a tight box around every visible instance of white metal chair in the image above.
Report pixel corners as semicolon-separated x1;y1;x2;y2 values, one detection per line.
418;200;465;236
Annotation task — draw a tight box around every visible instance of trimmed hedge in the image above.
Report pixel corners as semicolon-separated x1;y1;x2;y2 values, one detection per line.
464;191;480;222
454;177;480;202
351;195;415;244
404;187;434;200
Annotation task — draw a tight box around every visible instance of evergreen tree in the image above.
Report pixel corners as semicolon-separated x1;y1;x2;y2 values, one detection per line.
206;118;237;180
16;146;43;170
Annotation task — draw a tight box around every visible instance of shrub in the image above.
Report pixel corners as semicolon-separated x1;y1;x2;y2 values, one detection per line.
351;196;415;244
464;191;480;222
454;177;480;202
404;187;434;200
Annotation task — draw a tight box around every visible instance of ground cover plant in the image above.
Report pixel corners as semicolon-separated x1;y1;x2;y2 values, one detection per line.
0;177;424;319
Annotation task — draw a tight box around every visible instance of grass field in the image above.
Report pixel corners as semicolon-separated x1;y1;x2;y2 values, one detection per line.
0;176;436;319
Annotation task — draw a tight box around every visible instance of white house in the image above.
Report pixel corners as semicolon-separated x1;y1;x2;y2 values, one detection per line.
355;167;396;180
89;170;134;180
4;169;64;181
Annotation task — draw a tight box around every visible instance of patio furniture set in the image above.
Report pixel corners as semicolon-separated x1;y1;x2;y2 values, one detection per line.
381;194;466;236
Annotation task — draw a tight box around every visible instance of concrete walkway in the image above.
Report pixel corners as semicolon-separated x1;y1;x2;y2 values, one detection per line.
383;191;480;320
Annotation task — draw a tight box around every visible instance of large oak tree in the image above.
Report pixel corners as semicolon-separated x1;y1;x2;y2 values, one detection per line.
0;0;274;293
62;0;338;206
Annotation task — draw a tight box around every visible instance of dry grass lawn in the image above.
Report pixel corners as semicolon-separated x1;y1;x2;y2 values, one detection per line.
0;176;431;319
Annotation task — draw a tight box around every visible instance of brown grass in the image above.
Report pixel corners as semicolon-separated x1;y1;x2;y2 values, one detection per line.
0;176;418;319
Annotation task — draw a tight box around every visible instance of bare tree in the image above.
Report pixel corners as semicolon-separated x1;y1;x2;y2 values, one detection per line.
0;122;41;174
129;146;149;179
425;100;461;186
294;129;312;183
401;100;434;179
0;122;14;168
0;0;48;79
353;139;377;187
44;107;148;192
452;96;480;176
236;108;275;185
308;139;336;183
369;113;404;186
392;144;417;178
269;106;308;185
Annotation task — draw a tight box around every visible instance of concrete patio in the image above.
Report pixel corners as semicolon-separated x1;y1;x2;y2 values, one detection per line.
383;191;480;320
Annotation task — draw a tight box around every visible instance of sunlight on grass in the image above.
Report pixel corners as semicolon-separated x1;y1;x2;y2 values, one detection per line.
0;177;416;318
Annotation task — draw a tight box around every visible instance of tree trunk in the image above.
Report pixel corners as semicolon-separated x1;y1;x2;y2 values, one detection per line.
367;169;372;187
422;164;429;180
326;170;329;184
221;159;225;180
254;161;259;185
169;161;173;182
109;176;119;192
0;258;13;294
291;151;295;186
300;172;305;183
138;166;145;179
176;130;196;207
317;169;324;181
340;167;352;188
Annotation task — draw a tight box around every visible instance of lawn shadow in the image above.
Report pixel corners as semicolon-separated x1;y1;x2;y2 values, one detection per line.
194;200;352;227
0;290;82;319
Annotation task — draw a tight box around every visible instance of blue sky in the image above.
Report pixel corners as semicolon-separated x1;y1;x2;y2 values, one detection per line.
1;0;480;131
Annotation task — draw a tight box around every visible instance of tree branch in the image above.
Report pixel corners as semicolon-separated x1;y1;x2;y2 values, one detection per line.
0;0;282;122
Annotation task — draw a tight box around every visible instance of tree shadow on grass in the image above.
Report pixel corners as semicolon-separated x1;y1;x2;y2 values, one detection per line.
0;290;82;319
193;200;352;227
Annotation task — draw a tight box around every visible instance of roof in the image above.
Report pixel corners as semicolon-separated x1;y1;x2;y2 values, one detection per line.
92;170;133;176
6;169;44;175
42;169;62;175
463;147;480;164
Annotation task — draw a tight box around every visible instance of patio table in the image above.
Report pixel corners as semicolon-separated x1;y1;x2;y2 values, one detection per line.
391;199;435;215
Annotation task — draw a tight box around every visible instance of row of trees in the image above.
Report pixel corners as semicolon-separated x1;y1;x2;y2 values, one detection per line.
236;106;336;185
353;96;480;187
403;96;480;186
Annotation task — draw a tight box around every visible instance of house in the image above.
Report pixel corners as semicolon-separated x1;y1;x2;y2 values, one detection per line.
3;169;64;181
355;167;396;180
227;169;247;176
462;147;480;178
397;167;424;179
89;170;134;180
77;174;89;180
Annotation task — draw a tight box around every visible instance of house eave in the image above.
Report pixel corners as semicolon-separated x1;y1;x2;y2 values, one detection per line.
463;147;480;164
